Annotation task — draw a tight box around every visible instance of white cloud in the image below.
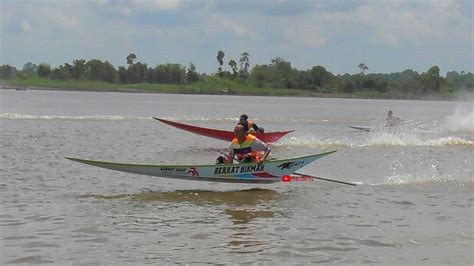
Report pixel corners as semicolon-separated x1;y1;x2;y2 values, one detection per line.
282;22;328;47
20;20;32;32
42;10;79;28
115;6;133;16
1;0;472;73
217;17;260;39
131;0;181;11
354;1;472;46
272;0;472;50
276;10;351;48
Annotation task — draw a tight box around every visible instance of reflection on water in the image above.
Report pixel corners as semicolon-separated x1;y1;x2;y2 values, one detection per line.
225;209;274;225
84;188;281;206
82;189;278;254
225;208;275;253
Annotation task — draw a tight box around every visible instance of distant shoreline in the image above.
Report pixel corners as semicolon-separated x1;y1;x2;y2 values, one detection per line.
0;81;460;101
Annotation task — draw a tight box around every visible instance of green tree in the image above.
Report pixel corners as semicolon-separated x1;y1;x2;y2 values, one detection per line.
216;50;225;76
37;63;51;78
151;64;186;84
310;66;333;87
51;64;72;80
427;65;440;78
250;57;296;88
399;69;419;81
420;65;441;93
126;53;137;65
342;78;357;93
0;65;17;79
154;65;171;83
127;62;148;83
84;60;118;83
358;63;368;74
100;61;119;83
168;64;186;84
72;59;86;79
187;62;199;83
252;67;266;87
239;52;250;77
228;59;238;77
295;70;314;90
22;62;37;76
117;66;128;83
446;71;460;84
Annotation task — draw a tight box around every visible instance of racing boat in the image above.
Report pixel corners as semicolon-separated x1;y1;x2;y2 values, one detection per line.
347;120;428;133
347;125;371;132
65;150;336;184
153;117;293;143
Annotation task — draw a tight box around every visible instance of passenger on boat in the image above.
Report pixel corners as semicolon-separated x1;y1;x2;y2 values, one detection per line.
216;122;271;164
239;114;264;133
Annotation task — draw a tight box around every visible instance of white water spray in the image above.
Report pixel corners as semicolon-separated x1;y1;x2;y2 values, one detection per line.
446;101;474;132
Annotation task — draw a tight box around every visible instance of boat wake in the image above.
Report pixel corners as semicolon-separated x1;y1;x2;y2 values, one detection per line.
279;133;473;147
0;113;242;122
373;174;473;186
0;113;152;121
446;105;474;132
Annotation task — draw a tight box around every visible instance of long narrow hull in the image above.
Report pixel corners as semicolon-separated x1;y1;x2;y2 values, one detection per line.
65;151;336;184
347;125;371;132
153;117;293;143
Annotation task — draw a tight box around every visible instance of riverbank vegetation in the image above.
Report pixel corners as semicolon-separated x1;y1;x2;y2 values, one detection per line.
1;52;472;99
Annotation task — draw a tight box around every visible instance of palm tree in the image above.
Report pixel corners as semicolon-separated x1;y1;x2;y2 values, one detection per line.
228;59;238;77
358;63;368;74
216;51;225;76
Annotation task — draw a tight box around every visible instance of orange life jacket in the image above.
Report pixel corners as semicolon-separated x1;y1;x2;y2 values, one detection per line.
231;134;262;162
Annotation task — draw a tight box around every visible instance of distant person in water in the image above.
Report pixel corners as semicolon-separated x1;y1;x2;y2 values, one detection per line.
385;110;402;127
239;114;264;133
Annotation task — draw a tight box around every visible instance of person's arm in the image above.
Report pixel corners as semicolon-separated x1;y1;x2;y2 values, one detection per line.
251;139;271;162
252;123;259;132
226;145;235;163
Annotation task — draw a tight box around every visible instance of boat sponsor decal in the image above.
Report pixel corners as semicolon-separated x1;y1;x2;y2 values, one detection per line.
159;167;187;175
281;175;314;182
213;164;265;175
277;160;304;170
188;167;199;177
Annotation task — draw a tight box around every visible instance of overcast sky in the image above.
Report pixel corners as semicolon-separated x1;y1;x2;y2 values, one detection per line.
1;0;472;75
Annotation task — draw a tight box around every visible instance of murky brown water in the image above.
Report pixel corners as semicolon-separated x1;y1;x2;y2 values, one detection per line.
1;89;472;264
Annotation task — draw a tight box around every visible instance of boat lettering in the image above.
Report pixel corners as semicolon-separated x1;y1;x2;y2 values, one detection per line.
159;167;186;173
240;164;264;173
214;166;240;175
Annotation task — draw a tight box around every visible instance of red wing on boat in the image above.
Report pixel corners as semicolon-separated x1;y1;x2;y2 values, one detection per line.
153;117;293;143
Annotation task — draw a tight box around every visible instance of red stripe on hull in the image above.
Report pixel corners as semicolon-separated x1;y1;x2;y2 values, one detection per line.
252;172;278;178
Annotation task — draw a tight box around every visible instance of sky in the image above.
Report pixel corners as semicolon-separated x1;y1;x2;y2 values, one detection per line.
1;0;472;75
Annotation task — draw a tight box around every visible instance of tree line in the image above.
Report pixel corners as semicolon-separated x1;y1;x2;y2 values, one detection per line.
0;51;472;96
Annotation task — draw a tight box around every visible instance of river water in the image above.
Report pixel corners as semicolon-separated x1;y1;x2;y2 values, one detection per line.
0;89;472;264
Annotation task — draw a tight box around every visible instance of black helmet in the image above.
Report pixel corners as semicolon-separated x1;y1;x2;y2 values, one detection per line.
240;114;248;120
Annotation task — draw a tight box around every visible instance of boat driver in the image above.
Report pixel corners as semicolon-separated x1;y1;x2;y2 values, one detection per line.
216;122;271;164
385;110;402;127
